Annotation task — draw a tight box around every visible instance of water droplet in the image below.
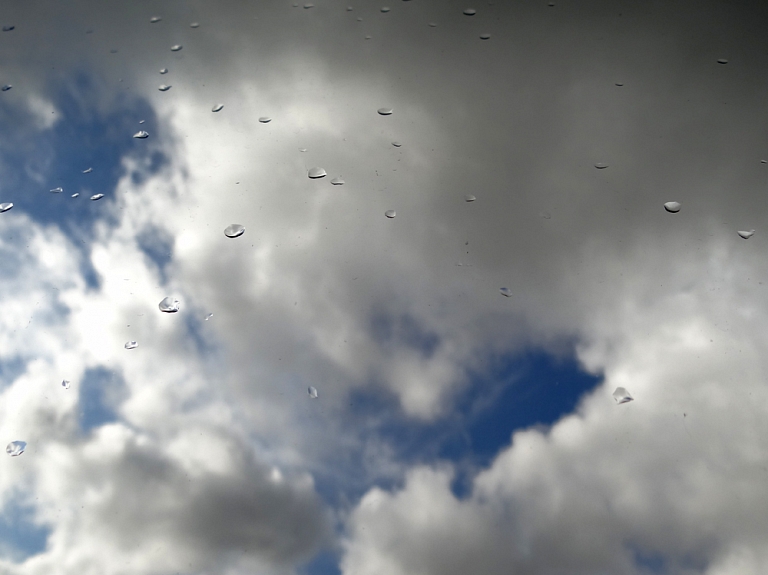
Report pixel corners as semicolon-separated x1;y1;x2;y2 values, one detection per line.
377;107;393;115
50;187;63;193
464;194;476;202
259;116;272;123
381;6;391;12
205;313;214;320
160;68;168;74
6;441;26;456
664;201;681;213
170;44;182;51
308;167;327;179
224;224;245;238
613;387;633;404
133;130;149;139
479;33;491;39
308;386;318;398
0;203;13;212
304;3;314;7
365;35;372;39
159;296;180;313
737;229;755;239
347;6;353;10
61;379;70;389
150;16;162;23
90;193;104;201
615;82;624;86
212;103;224;112
761;160;767;164
499;287;512;297
125;341;138;349
392;141;402;147
428;22;437;27
158;84;171;91
2;85;12;92
299;148;308;152
717;58;728;64
83;167;93;173
71;193;79;198
190;22;200;28
539;211;552;219
594;163;608;169
139;120;145;124
110;49;118;54
385;209;396;218
2;25;15;32
331;177;345;185
357;16;363;21
463;8;476;15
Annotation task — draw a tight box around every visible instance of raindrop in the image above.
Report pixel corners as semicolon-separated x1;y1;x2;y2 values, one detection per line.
139;120;145;124
428;22;438;27
664;201;681;213
110;49;118;54
159;296;180;313
463;8;476;15
365;35;372;39
613;387;633;404
308;167;327;179
258;116;272;123
71;193;79;198
83;167;93;173
377;107;393;115
381;6;391;12
61;379;70;389
205;313;214;320
308;386;318;398
224;224;245;238
90;193;104;201
464;194;476;202
160;68;168;74
299;148;308;152
2;85;11;92
6;441;26;457
499;287;512;297
385;209;396;218
761;160;767;164
133;130;149;139
331;177;345;185
125;341;138;349
347;6;353;10
479;33;491;39
357;17;363;21
2;25;14;32
594;163;608;169
190;22;200;28
150;16;162;23
0;203;13;212
50;187;63;193
170;44;182;51
392;141;402;147
304;3;314;7
539;211;552;219
615;82;624;86
158;84;171;91
212;103;224;112
717;58;728;64
737;229;755;239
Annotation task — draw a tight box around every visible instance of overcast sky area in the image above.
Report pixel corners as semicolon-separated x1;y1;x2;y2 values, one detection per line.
1;0;768;574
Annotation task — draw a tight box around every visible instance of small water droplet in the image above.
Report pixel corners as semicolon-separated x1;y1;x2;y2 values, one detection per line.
347;6;353;10
479;33;491;39
0;203;13;212
50;187;63;193
258;116;272;123
385;209;396;218
170;44;182;51
212;103;224;112
304;3;315;7
2;85;12;92
377;107;393;115
464;194;476;202
331;177;345;185
308;167;327;179
205;313;214;320
761;160;767;164
365;34;372;39
357;16;363;21
139;120;145;124
539;211;552;219
717;58;728;64
381;6;391;12
62;379;70;389
190;22;200;28
90;193;104;201
71;193;79;198
463;8;476;15
110;49;118;54
160;68;168;74
392;141;402;147
613;387;633;404
737;229;755;239
664;201;681;213
2;25;15;32
83;167;93;173
615;82;624;86
125;341;138;349
224;224;245;238
308;386;318;398
150;16;162;23
499;287;512;297
158;84;171;91
299;148;308;152
428;22;438;27
594;163;608;169
6;441;26;456
159;296;180;313
133;130;149;139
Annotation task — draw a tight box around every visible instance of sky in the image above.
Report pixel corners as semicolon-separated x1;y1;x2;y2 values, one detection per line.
0;0;767;574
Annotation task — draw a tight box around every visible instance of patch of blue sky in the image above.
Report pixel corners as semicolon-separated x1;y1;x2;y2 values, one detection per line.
0;356;27;390
368;311;440;358
299;547;341;575
0;498;49;562
78;366;126;433
136;224;174;283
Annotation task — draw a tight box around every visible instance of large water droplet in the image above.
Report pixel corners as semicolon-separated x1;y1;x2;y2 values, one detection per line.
170;44;182;51
463;8;476;15
594;163;609;169
664;201;681;213
381;6;391;12
71;193;79;198
1;84;11;92
50;187;63;193
158;84;171;91
0;203;13;212
2;25;15;31
190;22;200;28
160;68;168;74
717;58;728;64
385;209;396;218
224;224;245;238
479;33;491;39
613;387;633;404
205;313;214;320
331;177;345;185
258;116;272;123
83;167;93;173
159;296;180;313
499;287;512;297
377;107;393;115
737;229;755;239
392;141;402;147
212;103;224;112
150;16;162;23
464;194;476;202
90;193;104;201
308;167;327;179
133;130;149;139
61;379;70;389
304;3;314;7
125;341;138;349
6;441;26;457
308;386;318;398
